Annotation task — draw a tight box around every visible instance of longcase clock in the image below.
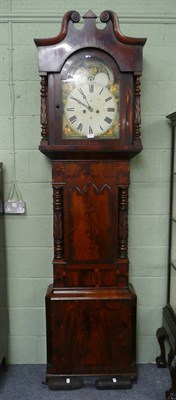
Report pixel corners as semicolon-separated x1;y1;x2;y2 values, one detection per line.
34;10;146;389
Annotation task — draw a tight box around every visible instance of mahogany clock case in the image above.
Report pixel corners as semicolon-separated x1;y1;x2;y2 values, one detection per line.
34;10;146;387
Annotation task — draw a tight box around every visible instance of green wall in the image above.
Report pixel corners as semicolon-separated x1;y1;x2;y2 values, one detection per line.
0;0;176;364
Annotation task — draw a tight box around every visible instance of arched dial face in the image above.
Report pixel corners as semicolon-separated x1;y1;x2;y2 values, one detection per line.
62;58;120;139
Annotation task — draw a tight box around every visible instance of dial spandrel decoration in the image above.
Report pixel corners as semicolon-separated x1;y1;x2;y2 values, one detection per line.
61;58;120;139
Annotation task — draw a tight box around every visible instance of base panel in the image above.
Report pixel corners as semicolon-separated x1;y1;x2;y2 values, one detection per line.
45;284;137;380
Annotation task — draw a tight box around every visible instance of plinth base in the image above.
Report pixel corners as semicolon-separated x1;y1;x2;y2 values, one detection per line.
45;284;137;383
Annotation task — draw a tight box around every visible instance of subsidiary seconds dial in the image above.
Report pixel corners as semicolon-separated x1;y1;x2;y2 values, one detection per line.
65;81;117;138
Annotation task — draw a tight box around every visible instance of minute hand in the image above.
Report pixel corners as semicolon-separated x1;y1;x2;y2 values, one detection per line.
78;89;93;110
69;96;93;112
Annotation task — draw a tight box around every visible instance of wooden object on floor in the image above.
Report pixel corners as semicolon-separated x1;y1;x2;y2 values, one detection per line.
34;10;146;387
156;112;176;400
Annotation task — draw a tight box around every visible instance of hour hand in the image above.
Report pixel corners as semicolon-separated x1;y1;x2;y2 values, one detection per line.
78;88;93;110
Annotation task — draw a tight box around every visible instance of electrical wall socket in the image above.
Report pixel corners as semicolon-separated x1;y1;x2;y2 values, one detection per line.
4;200;26;215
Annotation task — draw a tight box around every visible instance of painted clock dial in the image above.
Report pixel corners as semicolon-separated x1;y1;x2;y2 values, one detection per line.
62;58;120;139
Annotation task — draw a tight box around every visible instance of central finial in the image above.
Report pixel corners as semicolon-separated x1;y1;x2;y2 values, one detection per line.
83;10;97;19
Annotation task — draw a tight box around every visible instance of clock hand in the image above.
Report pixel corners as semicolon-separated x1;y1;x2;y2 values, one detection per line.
78;88;93;111
70;96;93;112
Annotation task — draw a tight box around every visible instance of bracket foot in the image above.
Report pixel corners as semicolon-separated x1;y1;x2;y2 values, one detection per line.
48;377;84;390
95;376;132;390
